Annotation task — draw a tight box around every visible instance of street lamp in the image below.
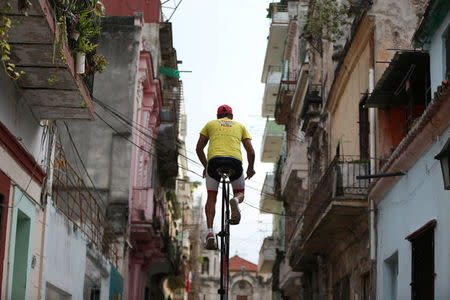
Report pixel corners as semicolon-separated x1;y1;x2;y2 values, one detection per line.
435;138;450;190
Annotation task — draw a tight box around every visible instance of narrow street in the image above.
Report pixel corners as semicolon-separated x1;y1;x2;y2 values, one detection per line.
0;0;449;299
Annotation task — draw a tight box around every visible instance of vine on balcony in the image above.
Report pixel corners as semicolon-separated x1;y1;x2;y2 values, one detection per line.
305;0;351;45
0;2;30;80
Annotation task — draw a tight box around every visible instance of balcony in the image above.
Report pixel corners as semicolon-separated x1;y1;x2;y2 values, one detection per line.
300;85;323;137
280;142;308;198
5;0;95;119
156;121;178;178
262;66;283;117
278;256;302;297
261;3;289;83
261;119;285;162
258;236;276;273
275;70;297;124
259;173;282;214
293;155;369;269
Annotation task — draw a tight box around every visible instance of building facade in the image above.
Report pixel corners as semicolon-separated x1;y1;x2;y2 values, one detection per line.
372;1;450;298
259;0;439;299
0;0;187;299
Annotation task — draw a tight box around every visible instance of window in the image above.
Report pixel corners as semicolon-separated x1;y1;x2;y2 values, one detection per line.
406;220;435;300
383;251;398;300
202;257;209;275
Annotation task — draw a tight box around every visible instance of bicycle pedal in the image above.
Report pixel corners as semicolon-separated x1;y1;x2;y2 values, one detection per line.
217;231;226;237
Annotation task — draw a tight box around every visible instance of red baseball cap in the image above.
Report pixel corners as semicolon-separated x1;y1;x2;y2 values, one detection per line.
217;104;233;115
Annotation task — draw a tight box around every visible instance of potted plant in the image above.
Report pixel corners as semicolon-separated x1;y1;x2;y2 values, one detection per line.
91;53;108;74
75;40;97;74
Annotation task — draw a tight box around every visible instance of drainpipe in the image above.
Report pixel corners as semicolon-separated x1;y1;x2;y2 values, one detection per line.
368;68;376;300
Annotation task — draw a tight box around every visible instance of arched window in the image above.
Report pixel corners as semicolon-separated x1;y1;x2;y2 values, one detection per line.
202;257;209;275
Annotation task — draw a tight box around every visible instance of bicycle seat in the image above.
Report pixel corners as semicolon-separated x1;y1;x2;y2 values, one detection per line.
216;167;235;178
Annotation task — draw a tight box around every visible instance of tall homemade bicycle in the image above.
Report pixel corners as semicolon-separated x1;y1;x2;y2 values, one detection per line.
216;167;233;300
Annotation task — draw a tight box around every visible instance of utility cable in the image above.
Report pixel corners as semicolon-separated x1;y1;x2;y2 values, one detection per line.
61;121;107;209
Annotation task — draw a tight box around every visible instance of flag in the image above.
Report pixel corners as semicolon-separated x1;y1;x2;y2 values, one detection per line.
185;271;193;292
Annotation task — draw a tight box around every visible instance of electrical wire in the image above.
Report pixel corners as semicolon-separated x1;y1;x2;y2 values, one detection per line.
61;121;107;208
93;97;204;168
94;98;366;217
94;111;204;179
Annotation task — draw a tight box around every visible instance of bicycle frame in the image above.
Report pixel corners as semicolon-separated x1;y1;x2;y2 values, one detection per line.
217;173;230;299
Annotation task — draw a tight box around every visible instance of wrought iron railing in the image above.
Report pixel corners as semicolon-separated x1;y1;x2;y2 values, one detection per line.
52;143;119;266
274;153;285;198
267;2;288;18
303;155;369;238
275;69;297;122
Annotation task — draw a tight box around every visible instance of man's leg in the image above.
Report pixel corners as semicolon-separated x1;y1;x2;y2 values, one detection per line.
229;173;245;225
233;192;244;203
205;169;219;249
205;191;218;228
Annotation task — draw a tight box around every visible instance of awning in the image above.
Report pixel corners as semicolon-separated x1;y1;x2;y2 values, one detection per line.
365;51;430;108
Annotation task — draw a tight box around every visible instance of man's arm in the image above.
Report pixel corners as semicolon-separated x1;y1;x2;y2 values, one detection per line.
196;134;209;177
242;138;255;179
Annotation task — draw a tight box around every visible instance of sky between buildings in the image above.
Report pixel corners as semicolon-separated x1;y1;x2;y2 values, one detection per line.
171;0;276;264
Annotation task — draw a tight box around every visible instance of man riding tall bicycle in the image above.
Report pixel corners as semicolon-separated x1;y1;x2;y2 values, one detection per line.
196;105;256;250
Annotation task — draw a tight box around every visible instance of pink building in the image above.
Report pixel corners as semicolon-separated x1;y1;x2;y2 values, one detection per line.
102;1;182;298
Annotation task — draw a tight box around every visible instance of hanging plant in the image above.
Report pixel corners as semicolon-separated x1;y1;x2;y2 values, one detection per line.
1;2;29;80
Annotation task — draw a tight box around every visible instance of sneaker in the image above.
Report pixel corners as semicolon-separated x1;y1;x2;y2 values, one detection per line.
205;232;216;250
229;198;241;225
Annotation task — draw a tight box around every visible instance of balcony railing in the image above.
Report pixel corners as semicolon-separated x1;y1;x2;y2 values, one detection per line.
275;69;297;124
52;143;118;266
303;155;369;239
266;3;288;19
301;84;323;136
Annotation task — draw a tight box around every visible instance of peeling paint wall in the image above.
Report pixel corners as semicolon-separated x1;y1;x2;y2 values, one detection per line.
371;0;429;82
41;203;87;300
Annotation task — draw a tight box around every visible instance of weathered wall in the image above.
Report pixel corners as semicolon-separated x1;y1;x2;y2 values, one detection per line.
84;246;111;300
330;231;370;298
62;16;141;236
143;23;161;78
371;0;428;82
0;72;46;166
428;11;450;94
329;43;371;158
376;125;450;299
40;203;86;300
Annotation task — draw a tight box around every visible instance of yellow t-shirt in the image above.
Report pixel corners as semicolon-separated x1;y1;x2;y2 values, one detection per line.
200;118;251;161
